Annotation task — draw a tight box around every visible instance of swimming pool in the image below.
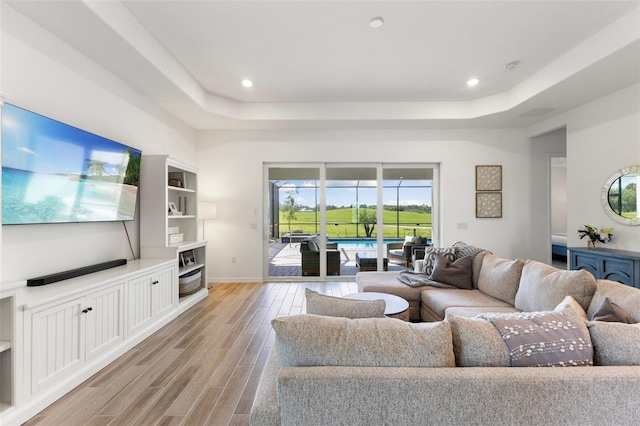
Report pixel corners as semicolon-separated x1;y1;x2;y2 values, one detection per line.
328;238;404;249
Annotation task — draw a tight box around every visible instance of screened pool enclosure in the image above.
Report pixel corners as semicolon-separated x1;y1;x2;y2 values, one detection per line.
266;165;437;278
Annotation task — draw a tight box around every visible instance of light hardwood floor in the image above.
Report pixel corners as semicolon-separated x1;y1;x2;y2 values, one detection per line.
25;281;358;426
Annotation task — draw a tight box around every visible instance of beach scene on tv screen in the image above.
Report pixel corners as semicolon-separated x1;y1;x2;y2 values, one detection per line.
1;103;141;225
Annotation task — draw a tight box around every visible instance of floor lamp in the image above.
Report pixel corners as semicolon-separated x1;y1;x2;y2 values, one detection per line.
199;202;217;240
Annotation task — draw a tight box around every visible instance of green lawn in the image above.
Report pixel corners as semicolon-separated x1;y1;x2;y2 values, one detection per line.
279;208;432;238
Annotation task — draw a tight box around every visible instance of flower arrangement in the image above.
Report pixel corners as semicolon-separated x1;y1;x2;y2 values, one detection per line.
578;225;613;248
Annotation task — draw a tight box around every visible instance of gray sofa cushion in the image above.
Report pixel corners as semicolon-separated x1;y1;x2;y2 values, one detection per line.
477;253;524;305
422;288;513;319
248;348;281;426
515;260;597;312
272;314;455;368
588;322;640;366
305;288;386;318
446;313;510;366
587;279;640;323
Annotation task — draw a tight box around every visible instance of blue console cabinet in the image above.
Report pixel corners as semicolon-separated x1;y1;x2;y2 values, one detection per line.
569;247;640;288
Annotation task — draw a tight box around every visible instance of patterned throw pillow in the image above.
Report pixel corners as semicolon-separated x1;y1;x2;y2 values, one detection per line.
455;243;485;261
422;247;458;275
479;311;593;367
446;298;592;368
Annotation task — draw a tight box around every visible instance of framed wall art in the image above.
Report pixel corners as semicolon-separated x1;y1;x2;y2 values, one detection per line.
476;165;502;191
476;192;502;218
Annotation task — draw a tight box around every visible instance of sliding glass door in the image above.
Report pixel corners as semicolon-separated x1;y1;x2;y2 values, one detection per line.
266;163;437;280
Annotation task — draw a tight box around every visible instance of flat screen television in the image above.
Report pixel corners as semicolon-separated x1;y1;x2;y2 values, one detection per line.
2;103;142;225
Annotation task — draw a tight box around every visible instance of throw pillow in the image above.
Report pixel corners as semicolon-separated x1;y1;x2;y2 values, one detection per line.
553;295;589;321
477;253;524;305
445;313;510;367
515;260;596;312
428;254;473;290
455;243;485;261
304;288;386;318
589;297;636;324
306;239;319;251
421;247;458;275
480;311;593;367
587;279;640;324
272;314;455;368
447;297;592;368
588;322;640;366
404;236;418;245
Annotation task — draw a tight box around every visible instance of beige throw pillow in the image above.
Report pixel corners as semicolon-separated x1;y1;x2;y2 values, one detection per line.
305;288;385;318
272;314;455;368
554;295;589;321
477;253;524;305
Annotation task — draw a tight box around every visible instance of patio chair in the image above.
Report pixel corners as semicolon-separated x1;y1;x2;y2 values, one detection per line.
300;236;340;276
387;236;430;267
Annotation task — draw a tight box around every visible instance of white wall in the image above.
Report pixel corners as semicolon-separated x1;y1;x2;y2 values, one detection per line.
197;128;564;282
566;83;640;251
550;157;568;234
0;5;197;282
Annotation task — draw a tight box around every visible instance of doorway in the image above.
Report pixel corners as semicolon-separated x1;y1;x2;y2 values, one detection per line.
265;163;437;280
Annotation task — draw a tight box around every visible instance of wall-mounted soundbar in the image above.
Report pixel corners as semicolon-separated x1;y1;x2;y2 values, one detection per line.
27;259;128;286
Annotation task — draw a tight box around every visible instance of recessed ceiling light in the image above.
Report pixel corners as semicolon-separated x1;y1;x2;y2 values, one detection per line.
241;79;253;88
369;17;384;28
466;78;479;87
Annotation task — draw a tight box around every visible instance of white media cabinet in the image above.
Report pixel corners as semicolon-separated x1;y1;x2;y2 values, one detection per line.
0;156;210;425
0;258;208;426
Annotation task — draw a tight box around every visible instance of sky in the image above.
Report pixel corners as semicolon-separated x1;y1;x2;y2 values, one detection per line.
1;103;140;176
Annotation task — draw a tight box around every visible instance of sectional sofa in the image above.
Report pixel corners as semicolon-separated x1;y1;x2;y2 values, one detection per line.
250;244;640;425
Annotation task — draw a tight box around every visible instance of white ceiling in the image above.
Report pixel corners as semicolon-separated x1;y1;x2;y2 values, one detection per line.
6;0;640;130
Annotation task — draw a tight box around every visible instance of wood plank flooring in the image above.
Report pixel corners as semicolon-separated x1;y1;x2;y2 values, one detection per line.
25;281;358;426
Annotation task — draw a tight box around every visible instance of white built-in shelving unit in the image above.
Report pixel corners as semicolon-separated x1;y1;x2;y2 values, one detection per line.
139;156;208;312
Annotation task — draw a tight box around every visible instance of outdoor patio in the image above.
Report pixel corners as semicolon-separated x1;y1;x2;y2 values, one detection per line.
268;242;408;277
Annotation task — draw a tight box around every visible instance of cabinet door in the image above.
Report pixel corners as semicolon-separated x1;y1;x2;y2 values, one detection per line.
571;252;599;278
153;267;176;317
86;283;124;360
30;297;84;394
127;273;154;336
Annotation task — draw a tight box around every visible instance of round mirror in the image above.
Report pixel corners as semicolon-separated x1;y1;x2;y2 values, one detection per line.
601;165;640;226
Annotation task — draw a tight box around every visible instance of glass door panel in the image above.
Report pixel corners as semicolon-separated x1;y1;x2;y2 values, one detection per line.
382;168;434;269
326;166;378;276
267;167;320;278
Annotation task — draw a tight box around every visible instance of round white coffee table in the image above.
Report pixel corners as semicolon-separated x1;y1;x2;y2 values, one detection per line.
343;292;410;321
